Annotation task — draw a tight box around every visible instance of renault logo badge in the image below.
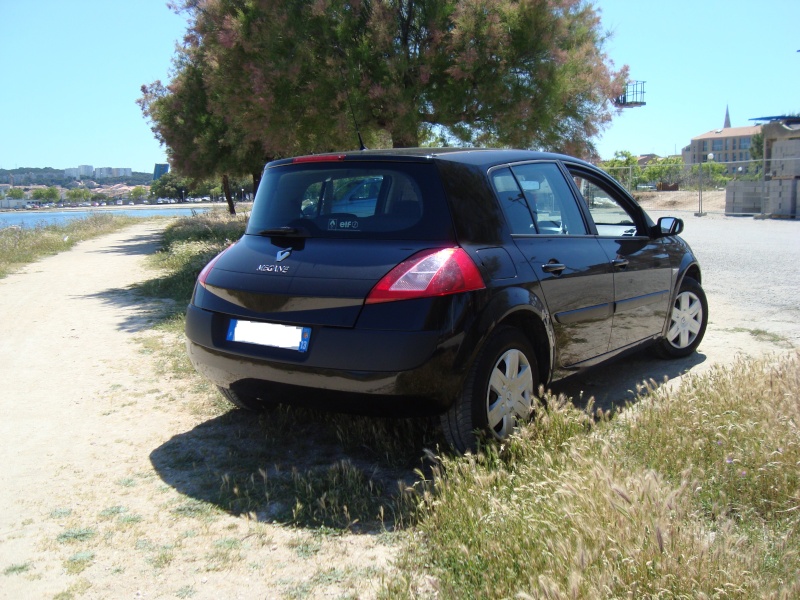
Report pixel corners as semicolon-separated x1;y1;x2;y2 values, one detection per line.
276;248;292;262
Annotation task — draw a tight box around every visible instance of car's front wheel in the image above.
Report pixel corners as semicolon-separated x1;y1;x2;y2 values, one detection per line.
656;277;708;358
441;326;539;453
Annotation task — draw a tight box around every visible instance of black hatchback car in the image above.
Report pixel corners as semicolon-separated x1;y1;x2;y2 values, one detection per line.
185;149;707;452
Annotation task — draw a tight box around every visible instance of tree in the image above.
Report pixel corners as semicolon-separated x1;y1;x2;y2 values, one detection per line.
749;131;763;162
139;43;265;215
691;161;729;189
32;187;60;202
7;187;25;200
66;188;90;203
599;151;642;189
130;186;148;203
149;171;191;201
643;156;685;189
150;0;626;168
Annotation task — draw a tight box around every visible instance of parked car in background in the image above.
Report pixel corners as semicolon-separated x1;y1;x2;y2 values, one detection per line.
185;149;707;452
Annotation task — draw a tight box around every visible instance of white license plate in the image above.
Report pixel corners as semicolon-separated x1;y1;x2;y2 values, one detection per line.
226;319;311;352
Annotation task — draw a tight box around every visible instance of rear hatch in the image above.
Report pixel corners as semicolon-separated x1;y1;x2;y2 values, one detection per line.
196;158;455;328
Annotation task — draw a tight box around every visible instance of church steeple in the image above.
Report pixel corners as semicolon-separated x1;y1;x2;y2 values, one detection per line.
724;105;731;129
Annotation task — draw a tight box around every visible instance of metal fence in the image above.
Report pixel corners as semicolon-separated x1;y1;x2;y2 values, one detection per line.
598;158;800;217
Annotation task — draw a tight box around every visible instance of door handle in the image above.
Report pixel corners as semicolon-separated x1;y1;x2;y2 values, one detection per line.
542;262;566;274
612;258;629;269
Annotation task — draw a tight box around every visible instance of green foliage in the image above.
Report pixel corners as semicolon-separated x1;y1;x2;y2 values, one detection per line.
130;186;147;201
600;150;643;188
148;171;191;200
643;155;685;187
138;45;257;213
692;160;730;188
750;131;764;161
147;0;626;162
6;187;25;200
66;187;90;202
57;527;96;544
31;186;60;202
3;562;32;576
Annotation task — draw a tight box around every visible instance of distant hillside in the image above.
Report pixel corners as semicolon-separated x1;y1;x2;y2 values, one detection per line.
0;167;153;187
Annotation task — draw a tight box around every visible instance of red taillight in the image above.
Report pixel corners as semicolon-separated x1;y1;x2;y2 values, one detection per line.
366;247;486;304
197;244;235;289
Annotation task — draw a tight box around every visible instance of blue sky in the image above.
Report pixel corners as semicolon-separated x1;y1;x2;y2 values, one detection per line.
1;0;797;173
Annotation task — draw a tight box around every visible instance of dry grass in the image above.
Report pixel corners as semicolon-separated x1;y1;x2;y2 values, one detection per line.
136;209;248;307
384;354;800;599
0;213;142;278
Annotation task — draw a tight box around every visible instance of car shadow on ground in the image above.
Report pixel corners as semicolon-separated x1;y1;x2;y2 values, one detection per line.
148;349;706;532
149;405;439;532
81;287;178;333
548;350;708;414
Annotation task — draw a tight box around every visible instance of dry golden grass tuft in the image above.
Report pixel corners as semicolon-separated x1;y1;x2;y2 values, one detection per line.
384;353;800;599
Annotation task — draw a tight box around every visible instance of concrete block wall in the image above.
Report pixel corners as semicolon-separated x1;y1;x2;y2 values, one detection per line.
725;181;764;215
769;139;800;179
766;178;798;217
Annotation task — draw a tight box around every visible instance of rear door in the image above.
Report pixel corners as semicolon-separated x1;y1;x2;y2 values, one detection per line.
491;162;614;367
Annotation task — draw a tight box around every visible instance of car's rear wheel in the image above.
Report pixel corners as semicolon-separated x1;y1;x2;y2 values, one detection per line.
217;386;276;412
441;326;539;453
656;277;708;358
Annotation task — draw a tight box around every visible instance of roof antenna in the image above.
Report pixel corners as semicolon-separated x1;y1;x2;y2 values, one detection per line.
334;46;367;151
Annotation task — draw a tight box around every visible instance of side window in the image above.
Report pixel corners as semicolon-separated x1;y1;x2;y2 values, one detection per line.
508;162;588;236
569;169;642;237
491;167;536;234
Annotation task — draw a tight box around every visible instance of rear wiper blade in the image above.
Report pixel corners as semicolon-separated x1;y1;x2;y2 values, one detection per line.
257;226;310;237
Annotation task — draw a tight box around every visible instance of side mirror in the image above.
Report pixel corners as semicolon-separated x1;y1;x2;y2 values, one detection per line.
657;216;684;237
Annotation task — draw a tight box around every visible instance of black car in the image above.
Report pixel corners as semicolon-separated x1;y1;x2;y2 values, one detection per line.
185;149;707;452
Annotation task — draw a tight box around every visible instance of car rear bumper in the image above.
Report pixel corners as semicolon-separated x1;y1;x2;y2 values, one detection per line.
184;304;461;414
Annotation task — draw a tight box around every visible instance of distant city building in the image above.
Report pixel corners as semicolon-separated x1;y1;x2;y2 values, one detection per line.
725;116;800;217
682;107;761;174
64;166;133;179
153;163;169;180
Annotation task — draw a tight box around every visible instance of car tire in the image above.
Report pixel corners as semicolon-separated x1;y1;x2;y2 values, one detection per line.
217;386;276;412
655;277;708;358
441;326;539;453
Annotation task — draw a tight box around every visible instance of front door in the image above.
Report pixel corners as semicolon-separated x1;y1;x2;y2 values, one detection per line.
566;165;672;351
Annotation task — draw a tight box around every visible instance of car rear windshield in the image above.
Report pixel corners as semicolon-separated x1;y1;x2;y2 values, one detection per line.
246;161;453;240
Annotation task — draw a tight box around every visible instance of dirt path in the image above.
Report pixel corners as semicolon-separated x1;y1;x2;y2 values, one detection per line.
0;222;392;599
1;218;795;599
